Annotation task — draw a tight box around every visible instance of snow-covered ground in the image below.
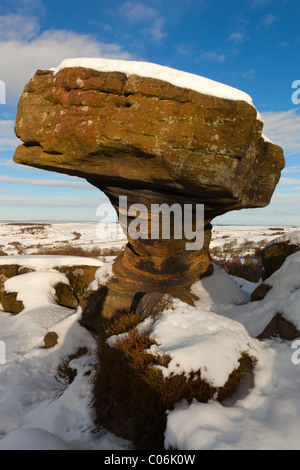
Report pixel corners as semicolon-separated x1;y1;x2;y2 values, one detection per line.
211;224;299;247
165;256;300;450
1;223;300;450
0;222;297;257
0;222;126;256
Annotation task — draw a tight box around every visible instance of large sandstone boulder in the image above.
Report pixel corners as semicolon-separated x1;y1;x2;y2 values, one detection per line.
13;59;285;330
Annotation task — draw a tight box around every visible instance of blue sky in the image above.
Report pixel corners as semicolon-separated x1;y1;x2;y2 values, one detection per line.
0;0;300;224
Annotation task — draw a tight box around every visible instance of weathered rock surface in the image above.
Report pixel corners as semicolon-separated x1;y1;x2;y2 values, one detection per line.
1;265;82;314
13;64;285;329
135;292;174;322
1;291;24;315
262;238;300;280
54;265;99;299
0;265;23;304
251;283;272;302
44;331;59;349
53;282;79;309
0;261;99;307
257;313;300;341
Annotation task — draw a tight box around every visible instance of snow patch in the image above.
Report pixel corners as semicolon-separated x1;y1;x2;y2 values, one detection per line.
150;299;259;388
4;271;70;310
266;230;300;248
0;255;103;269
88;261;116;290
51;57;255;107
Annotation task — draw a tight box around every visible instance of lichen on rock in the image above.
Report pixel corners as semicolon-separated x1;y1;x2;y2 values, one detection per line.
13;60;285;329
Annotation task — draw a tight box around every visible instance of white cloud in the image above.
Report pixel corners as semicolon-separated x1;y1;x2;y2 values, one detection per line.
260;109;300;155
199;51;225;63
252;0;273;7
0;189;30;193
279;177;300;185
0;120;20;151
216;191;300;226
0;14;40;41
0;174;96;189
261;13;277;26
118;2;166;41
283;166;300;174
243;69;256;79
0;16;134;106
141;17;166;41
228;32;244;44
0;196;107;207
0;158;16;167
3;0;46;16
119;2;158;22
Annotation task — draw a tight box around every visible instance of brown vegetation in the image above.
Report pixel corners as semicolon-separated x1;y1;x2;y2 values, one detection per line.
93;311;255;449
213;256;262;282
34;243;123;258
35;244;102;258
56;347;88;392
211;238;267;282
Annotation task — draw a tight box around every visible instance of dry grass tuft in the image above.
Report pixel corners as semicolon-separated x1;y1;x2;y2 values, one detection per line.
92;311;255;449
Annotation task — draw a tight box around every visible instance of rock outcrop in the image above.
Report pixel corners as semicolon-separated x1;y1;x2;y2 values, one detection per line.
251;283;272;302
2;275;78;315
0;259;101;307
13;61;285;330
262;232;300;280
257;313;300;341
0;265;24;304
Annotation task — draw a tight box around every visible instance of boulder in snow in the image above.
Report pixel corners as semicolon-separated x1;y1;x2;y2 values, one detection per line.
1;291;24;315
257;313;300;341
262;231;300;280
2;271;79;315
251;283;272;302
44;331;59;349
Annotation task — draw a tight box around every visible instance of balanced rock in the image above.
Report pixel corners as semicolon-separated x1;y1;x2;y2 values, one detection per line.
13;59;285;330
